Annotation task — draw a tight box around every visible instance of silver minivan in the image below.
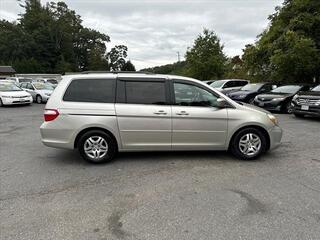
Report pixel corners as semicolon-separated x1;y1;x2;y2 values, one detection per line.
40;73;282;163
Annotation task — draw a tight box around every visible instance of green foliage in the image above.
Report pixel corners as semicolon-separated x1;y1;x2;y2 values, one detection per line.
121;60;136;71
242;0;320;83
107;45;128;71
185;29;227;80
0;0;135;73
141;61;188;75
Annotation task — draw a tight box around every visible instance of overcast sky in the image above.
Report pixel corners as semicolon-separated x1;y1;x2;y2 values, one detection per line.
0;0;283;70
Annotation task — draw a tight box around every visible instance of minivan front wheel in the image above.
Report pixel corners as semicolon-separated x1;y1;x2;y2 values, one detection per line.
78;130;117;163
230;128;267;160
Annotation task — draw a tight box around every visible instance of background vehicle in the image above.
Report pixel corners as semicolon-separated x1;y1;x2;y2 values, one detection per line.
20;82;54;103
253;84;312;113
203;80;215;85
227;83;276;103
0;82;33;106
291;85;320;117
210;79;249;94
40;73;282;163
6;77;33;84
34;78;59;88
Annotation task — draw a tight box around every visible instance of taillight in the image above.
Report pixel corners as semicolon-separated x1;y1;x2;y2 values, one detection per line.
44;109;59;122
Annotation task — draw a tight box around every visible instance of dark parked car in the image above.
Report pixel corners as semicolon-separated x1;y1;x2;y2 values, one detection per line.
227;83;275;103
291;85;320;117
253;84;312;113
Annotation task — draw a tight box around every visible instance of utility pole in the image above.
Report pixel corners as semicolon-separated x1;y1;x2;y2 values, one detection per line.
177;52;180;62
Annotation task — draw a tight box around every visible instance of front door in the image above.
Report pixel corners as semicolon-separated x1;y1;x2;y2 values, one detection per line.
115;78;172;150
171;81;228;150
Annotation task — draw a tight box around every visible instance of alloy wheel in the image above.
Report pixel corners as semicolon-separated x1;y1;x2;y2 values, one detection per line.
239;133;261;157
84;136;108;160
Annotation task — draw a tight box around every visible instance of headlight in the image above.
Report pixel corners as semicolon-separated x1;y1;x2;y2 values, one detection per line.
45;93;51;96
267;114;278;125
272;97;285;101
292;95;298;101
2;96;13;98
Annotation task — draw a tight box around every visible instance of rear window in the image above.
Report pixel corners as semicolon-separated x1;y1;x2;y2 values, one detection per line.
63;79;115;103
125;81;166;104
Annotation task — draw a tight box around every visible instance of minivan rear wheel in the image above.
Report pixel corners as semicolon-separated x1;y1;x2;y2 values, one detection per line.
230;128;267;160
78;130;117;163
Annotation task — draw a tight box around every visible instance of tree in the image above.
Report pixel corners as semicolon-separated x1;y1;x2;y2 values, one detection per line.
185;29;227;80
0;0;130;74
107;45;128;71
121;60;136;71
242;0;320;83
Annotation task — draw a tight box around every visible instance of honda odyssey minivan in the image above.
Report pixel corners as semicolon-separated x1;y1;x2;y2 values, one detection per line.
40;72;282;163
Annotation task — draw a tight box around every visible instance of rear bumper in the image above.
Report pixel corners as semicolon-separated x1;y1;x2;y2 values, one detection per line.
268;125;283;150
40;122;75;149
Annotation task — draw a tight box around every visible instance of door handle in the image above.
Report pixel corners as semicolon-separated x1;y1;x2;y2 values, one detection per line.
153;110;167;115
176;111;189;116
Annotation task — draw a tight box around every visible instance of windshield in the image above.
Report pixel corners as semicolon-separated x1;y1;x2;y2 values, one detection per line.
271;85;301;94
0;83;22;92
19;78;33;83
240;83;262;91
47;79;58;84
312;85;320;92
210;80;226;88
33;83;54;90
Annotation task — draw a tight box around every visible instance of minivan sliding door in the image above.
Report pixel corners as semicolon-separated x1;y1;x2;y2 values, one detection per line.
115;78;172;150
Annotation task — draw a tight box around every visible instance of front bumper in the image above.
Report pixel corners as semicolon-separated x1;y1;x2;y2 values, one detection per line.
253;99;283;112
1;96;33;105
292;104;320;117
268;125;283;150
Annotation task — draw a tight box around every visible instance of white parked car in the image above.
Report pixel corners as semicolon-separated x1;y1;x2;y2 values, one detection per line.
6;77;33;84
0;82;33;106
20;82;54;104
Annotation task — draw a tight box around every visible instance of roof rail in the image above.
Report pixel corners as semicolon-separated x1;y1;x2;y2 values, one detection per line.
80;71;153;74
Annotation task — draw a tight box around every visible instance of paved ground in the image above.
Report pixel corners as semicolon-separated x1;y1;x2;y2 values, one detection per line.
1;104;320;240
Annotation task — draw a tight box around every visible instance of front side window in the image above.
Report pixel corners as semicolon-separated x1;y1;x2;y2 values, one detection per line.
63;79;115;103
174;82;218;107
125;81;166;105
235;81;248;87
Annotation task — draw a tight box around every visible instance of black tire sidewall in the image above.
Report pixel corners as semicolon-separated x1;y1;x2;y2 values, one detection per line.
78;130;117;163
0;98;3;107
230;128;267;160
36;95;42;104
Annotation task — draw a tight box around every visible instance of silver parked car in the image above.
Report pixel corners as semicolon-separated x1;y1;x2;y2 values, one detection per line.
20;82;54;103
40;73;282;163
210;79;249;94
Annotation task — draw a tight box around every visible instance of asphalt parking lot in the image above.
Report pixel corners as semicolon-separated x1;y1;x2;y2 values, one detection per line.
1;104;320;240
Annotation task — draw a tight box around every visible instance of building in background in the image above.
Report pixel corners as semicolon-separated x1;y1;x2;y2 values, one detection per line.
0;66;16;79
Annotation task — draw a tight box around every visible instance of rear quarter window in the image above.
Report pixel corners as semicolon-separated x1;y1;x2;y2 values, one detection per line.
63;79;116;103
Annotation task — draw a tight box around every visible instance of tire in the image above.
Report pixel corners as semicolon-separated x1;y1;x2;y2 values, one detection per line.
0;98;3;107
230;127;267;160
294;113;305;118
36;95;42;104
284;102;293;114
248;98;255;104
78;130;117;163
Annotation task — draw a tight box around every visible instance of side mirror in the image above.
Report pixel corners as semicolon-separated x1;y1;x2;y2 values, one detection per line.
214;98;230;108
